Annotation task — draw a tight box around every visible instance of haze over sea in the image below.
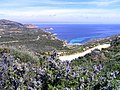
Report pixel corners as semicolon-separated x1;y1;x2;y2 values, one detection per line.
38;24;120;44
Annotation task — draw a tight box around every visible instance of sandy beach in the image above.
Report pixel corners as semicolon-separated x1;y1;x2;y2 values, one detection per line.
59;44;111;61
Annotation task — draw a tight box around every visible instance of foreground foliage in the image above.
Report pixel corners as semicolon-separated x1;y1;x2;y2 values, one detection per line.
0;36;120;90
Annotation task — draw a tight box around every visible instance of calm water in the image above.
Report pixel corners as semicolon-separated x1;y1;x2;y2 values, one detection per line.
37;24;120;44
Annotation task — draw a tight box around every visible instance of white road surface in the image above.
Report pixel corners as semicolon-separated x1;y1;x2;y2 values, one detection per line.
59;44;111;61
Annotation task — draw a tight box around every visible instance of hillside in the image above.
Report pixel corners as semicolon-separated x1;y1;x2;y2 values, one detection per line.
0;19;68;52
0;19;25;30
0;33;119;90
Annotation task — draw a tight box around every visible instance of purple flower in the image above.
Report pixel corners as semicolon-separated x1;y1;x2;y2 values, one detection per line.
114;70;119;75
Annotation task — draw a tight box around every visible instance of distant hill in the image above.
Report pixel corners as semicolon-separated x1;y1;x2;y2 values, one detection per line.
0;19;25;29
0;19;68;52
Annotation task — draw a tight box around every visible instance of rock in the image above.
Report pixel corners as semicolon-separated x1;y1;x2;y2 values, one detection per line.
24;24;38;29
43;28;54;30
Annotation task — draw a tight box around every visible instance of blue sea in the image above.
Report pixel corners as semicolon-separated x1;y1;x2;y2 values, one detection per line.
37;24;120;44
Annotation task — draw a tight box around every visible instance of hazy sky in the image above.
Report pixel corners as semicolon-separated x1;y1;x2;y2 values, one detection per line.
0;0;120;24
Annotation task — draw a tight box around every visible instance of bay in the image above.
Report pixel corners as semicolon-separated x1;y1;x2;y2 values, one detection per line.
37;24;120;44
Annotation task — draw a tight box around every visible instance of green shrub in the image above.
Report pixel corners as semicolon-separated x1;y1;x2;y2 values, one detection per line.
11;47;39;63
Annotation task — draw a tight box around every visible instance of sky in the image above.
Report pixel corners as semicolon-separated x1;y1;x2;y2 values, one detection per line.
0;0;120;24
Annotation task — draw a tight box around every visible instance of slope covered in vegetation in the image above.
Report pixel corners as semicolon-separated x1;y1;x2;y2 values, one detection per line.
0;19;68;52
0;35;119;90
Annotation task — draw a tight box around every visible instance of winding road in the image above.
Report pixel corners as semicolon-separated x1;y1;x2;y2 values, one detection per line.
0;36;40;44
59;44;111;61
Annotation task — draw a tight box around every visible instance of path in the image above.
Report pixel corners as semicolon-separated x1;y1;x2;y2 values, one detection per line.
59;44;111;61
0;36;40;44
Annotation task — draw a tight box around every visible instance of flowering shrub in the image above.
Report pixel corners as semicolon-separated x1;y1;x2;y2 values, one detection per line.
0;36;119;90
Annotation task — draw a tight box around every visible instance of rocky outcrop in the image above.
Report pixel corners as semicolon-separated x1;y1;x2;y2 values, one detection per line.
44;27;54;30
24;24;38;29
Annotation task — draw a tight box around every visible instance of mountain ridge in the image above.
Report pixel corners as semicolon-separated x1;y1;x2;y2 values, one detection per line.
0;19;25;29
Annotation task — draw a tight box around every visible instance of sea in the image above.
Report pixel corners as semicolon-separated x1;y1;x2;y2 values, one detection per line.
37;24;120;44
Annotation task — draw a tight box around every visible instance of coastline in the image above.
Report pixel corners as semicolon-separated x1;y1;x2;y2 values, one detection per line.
37;24;120;45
